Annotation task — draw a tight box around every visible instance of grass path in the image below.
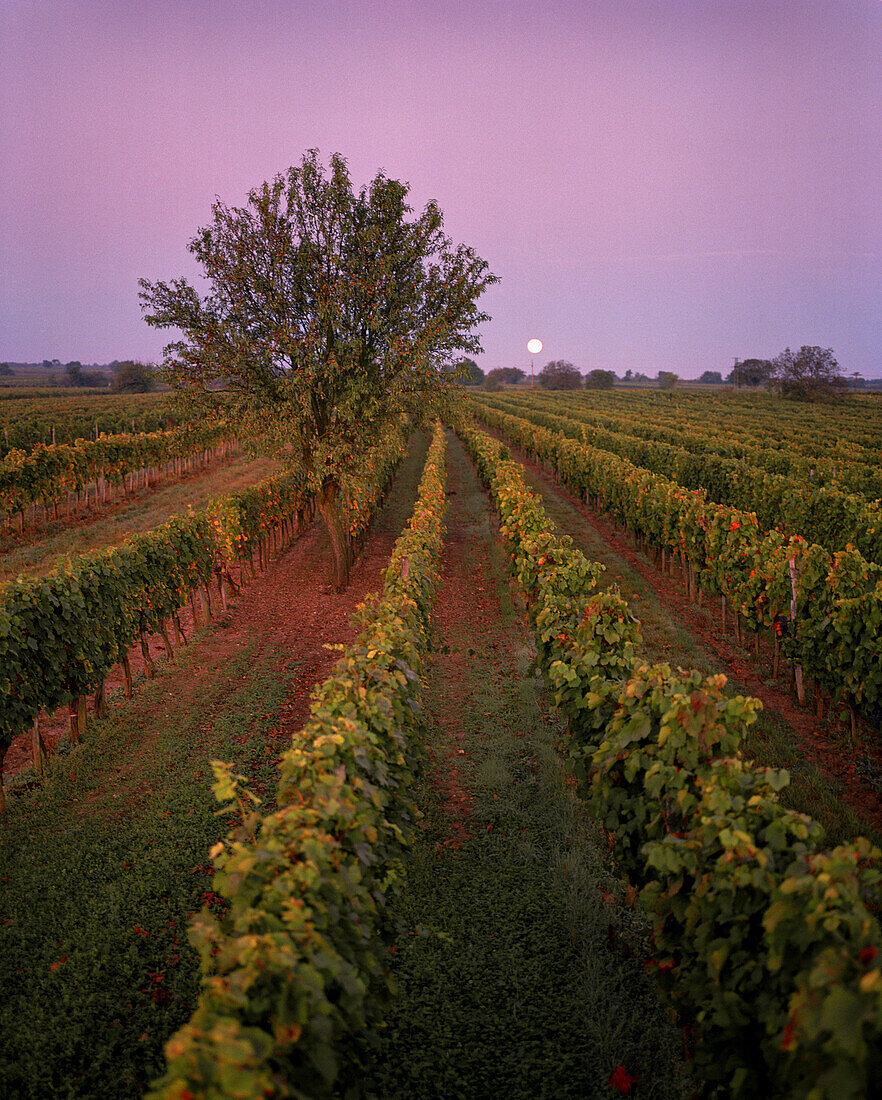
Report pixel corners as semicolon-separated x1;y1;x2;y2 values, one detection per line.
364;432;690;1099
0;433;430;1099
0;451;279;582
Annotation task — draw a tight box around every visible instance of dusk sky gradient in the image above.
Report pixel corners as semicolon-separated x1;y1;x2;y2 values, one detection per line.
2;0;880;377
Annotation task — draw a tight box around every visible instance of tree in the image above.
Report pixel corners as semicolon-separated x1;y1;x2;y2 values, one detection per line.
698;370;723;384
112;360;156;393
486;367;525;385
64;361;84;387
657;371;679;390
0;363;14;377
770;346;846;401
585;369;616;390
538;360;582;390
140;150;496;588
727;358;773;387
445;358;484;386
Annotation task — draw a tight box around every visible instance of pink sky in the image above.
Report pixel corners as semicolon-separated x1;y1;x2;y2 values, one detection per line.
2;0;880;376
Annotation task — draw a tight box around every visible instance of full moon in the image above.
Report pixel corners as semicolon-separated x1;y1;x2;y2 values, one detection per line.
527;339;543;354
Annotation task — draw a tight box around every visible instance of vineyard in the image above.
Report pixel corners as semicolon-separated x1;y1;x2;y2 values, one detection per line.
1;387;881;1098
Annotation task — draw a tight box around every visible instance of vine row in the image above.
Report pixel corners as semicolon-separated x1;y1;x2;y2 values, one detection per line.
457;418;881;1098
149;423;448;1098
471;401;882;729
475;393;882;559
0;426;409;798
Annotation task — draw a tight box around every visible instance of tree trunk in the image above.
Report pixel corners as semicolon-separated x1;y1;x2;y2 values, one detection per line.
316;477;352;590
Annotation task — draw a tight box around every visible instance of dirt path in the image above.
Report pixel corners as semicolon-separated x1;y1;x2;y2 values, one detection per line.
364;432;690;1099
494;432;882;841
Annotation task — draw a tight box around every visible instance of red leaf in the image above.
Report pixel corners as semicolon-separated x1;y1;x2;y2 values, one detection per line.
608;1064;639;1093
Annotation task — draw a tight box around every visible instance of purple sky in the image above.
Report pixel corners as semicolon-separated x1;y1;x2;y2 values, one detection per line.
2;0;880;377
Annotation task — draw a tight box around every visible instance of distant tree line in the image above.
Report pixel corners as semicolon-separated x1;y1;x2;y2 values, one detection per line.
0;359;157;392
704;348;853;401
448;344;864;401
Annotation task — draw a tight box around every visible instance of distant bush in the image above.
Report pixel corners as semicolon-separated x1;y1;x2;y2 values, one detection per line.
657;371;678;390
112;361;156;393
538;360;582;390
585;369;616;390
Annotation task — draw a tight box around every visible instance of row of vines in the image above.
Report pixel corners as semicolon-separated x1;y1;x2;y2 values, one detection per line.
525;387;882;471
0;391;178;457
0;423;237;523
474;393;882;560
458;417;881;1098
472;401;882;729
0;424;410;798
150;423;448;1097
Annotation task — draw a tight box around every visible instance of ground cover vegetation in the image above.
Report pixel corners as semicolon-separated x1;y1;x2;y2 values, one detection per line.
140;150;495;588
362;431;690;1098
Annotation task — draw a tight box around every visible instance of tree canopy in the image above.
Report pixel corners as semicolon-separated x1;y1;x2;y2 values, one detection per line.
538;360;582;390
112;360;156;393
585;369;616;390
770;346;846;401
445;358;484;386
486;367;525;385
728;358;773;387
140;150;496;586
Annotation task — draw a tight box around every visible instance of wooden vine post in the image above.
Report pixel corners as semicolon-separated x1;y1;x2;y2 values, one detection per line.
32;718;47;775
788;556;805;706
121;654;133;698
94;678;108;720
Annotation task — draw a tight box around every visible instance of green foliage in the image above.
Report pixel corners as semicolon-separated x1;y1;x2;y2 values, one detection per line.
0;391;179;458
657;371;679;390
445;358;484;386
112;360;157;394
468;397;882;719
771;346;847;401
456;417;882;1097
0;422;231;519
585;369;616;390
729;359;773;387
150;424;448;1098
538;360;582;390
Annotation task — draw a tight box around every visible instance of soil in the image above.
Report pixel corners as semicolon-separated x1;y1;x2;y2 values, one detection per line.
492;433;882;838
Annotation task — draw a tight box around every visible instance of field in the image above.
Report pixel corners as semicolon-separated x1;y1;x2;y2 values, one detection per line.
1;387;881;1098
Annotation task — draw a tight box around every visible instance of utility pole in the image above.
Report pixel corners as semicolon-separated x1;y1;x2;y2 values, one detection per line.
527;339;542;388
